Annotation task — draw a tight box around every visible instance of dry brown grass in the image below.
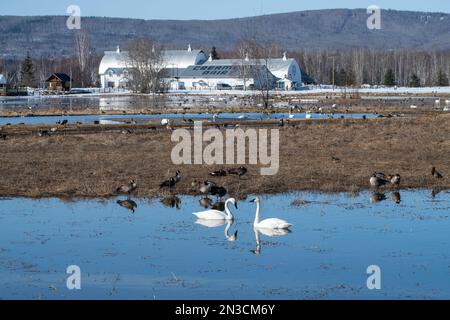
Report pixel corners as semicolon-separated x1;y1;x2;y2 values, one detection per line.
0;114;448;198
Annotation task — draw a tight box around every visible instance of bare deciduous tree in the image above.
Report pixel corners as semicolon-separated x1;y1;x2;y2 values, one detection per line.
126;39;167;99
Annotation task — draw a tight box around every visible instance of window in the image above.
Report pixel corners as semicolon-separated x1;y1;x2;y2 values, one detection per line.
203;71;210;75
201;66;208;70
215;66;222;70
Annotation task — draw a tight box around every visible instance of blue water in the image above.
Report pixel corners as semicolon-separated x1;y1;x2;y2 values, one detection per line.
0;190;448;300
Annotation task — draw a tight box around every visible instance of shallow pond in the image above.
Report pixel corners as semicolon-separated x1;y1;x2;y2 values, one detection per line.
0;112;378;126
0;190;448;300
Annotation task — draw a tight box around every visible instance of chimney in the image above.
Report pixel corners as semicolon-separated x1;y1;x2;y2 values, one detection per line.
283;52;287;61
116;46;121;53
188;44;192;52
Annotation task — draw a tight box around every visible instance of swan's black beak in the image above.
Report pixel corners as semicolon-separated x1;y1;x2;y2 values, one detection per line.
234;231;238;238
235;203;238;209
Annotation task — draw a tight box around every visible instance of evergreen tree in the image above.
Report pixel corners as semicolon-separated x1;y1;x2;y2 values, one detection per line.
211;46;219;60
20;52;36;88
436;69;449;87
383;68;396;86
409;74;421;87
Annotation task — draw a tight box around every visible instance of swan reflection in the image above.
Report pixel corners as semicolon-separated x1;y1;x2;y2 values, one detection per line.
195;219;238;242
251;227;291;255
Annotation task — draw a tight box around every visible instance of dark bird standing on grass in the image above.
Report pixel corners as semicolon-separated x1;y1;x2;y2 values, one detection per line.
370;173;388;188
388;174;401;187
0;134;7;140
431;167;443;179
116;180;137;198
210;169;227;177
160;177;177;189
117;199;138;213
228;167;248;178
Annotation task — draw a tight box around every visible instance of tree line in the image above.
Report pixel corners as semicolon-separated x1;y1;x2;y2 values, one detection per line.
288;48;450;87
2;35;450;89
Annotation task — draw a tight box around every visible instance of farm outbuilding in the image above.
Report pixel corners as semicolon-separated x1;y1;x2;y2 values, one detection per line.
46;73;71;91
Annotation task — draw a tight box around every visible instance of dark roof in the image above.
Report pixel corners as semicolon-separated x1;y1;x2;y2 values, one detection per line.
179;64;263;79
46;73;71;82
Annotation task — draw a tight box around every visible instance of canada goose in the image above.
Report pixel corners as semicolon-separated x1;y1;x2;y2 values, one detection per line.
388;174;401;187
371;193;387;203
431;167;444;179
116;180;137;198
60;120;68;125
160;177;177;189
370;173;388;188
251;197;292;230
391;192;401;204
209;185;227;198
210;169;227;177
227;167;248;178
331;157;341;163
173;170;182;183
117;199;138;213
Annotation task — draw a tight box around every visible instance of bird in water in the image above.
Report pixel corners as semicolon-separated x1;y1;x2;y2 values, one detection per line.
431;167;444;179
116;180;137;198
117;199;138;213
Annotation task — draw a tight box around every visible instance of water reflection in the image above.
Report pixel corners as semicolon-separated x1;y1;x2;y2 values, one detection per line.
195;219;238;242
391;191;401;204
370;193;387;203
251;227;291;256
161;196;182;209
116;199;138;213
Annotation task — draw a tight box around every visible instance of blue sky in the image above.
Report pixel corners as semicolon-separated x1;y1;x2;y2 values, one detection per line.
1;0;450;19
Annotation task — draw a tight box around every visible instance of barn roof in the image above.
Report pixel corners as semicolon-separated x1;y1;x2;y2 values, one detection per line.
46;73;71;82
98;46;207;75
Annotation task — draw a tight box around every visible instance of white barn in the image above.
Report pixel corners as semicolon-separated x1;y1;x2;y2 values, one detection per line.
98;45;208;88
98;46;304;91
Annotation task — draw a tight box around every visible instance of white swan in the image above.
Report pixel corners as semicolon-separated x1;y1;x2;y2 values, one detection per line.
193;198;237;221
195;219;238;241
251;197;292;230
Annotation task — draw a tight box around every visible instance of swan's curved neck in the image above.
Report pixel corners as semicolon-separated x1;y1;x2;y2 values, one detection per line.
224;199;234;220
254;202;261;226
